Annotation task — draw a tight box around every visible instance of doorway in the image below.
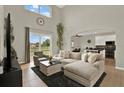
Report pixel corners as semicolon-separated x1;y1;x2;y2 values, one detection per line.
29;32;51;63
72;31;116;67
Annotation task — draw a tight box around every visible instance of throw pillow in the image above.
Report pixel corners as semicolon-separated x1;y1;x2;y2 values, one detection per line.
87;53;98;63
70;52;81;60
81;53;88;62
59;50;65;57
88;52;92;57
63;51;70;59
88;52;104;60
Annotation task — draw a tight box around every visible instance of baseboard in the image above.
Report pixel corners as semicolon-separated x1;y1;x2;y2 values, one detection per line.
115;66;124;71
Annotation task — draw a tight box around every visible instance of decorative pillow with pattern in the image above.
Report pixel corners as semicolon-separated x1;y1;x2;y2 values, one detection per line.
70;52;81;60
81;53;88;62
59;50;65;57
63;51;70;59
87;53;98;63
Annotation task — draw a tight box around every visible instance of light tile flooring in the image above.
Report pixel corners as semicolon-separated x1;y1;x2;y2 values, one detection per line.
21;58;124;87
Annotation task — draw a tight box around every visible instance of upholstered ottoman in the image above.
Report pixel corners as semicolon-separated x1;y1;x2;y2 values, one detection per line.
64;61;102;87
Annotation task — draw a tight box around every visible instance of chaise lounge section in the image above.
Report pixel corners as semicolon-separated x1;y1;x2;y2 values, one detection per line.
64;60;104;87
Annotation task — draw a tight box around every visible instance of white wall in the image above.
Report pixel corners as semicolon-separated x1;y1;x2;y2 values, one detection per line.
0;6;4;61
4;5;61;63
71;37;81;48
71;35;95;50
80;35;95;50
95;34;116;45
62;6;124;68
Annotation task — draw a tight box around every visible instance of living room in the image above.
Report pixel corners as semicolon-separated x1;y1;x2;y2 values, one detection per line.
0;5;124;87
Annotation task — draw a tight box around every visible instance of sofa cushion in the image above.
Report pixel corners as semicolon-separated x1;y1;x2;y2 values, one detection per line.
81;53;88;62
59;50;70;59
60;59;80;65
53;56;63;61
87;53;98;63
64;61;98;80
87;53;104;63
70;52;81;60
63;51;70;59
59;50;65;57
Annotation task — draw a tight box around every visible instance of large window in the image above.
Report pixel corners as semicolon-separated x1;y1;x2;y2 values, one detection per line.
25;5;52;17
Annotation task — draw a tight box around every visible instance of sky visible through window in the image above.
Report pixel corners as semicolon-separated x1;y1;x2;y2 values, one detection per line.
25;5;51;17
30;32;50;44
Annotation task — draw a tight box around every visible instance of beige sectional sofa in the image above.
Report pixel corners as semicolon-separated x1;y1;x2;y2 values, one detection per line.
54;50;105;87
64;60;104;87
54;51;82;65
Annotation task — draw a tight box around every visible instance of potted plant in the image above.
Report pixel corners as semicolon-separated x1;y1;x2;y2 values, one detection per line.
56;23;64;50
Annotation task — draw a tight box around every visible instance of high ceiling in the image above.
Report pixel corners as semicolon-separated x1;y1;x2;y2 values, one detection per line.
56;5;65;8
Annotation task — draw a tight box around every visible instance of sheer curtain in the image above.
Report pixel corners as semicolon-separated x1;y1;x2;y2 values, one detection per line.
25;27;30;63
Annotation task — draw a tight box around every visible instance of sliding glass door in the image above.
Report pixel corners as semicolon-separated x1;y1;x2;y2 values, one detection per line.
30;32;51;62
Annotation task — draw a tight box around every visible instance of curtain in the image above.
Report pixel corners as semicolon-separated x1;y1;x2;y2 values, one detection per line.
25;27;30;63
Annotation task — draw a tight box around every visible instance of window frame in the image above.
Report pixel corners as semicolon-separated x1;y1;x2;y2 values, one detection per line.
24;5;52;18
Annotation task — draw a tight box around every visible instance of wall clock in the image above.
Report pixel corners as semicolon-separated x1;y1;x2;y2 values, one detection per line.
36;17;44;25
87;40;91;43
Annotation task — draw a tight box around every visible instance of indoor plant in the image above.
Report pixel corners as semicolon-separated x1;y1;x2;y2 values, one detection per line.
56;23;64;50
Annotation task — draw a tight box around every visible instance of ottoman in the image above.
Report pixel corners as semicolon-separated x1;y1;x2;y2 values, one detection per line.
64;61;102;87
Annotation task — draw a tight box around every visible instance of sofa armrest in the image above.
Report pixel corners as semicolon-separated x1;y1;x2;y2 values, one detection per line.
33;55;39;61
33;56;39;66
53;56;63;60
93;60;104;71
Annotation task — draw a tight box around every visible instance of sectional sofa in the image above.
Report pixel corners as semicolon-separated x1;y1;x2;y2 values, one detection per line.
54;50;105;87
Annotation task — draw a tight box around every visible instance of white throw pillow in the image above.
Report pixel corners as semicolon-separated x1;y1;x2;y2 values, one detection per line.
70;52;81;60
89;53;103;60
59;50;65;57
88;52;92;57
81;53;88;62
87;53;98;63
63;51;70;59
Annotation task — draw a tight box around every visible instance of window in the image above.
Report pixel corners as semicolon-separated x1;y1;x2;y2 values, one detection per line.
25;5;52;17
30;32;51;58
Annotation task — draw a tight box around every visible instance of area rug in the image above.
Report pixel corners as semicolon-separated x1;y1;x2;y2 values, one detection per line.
31;67;106;87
